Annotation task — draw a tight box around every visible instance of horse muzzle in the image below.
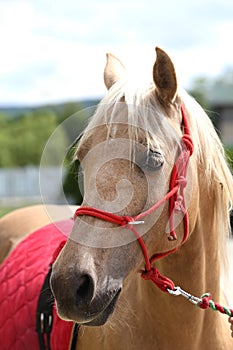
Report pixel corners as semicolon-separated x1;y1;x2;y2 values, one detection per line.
50;267;122;326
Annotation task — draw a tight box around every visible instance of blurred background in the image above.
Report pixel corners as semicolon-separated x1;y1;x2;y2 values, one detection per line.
0;0;233;217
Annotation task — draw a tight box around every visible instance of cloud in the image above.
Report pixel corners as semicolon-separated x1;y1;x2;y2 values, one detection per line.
0;0;232;105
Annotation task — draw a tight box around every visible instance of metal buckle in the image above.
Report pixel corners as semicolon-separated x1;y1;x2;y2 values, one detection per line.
40;313;44;333
167;286;202;305
39;312;53;333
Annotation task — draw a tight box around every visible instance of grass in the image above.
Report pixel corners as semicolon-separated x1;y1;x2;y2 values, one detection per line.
0;207;15;218
0;201;42;219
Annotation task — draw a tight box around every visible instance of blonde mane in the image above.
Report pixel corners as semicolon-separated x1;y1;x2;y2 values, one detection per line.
77;81;233;262
181;90;233;266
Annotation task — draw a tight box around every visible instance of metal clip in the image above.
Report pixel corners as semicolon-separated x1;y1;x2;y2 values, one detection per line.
48;314;53;327
129;220;145;225
167;286;182;296
40;313;45;333
39;312;53;334
167;286;202;305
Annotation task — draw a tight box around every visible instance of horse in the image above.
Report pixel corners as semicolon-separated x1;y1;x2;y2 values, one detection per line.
1;47;233;350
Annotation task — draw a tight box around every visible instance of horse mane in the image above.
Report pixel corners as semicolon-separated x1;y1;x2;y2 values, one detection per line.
77;81;233;265
181;90;233;267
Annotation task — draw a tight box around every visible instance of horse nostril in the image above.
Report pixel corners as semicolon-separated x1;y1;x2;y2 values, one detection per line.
76;274;94;305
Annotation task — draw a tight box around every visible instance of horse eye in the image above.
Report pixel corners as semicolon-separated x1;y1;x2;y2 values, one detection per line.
142;149;164;171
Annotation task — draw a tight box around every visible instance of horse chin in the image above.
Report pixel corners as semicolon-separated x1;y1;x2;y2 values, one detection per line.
56;288;121;326
84;289;121;326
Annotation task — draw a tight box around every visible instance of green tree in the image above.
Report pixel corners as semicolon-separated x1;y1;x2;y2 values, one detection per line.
0;110;59;167
225;148;233;173
188;77;211;110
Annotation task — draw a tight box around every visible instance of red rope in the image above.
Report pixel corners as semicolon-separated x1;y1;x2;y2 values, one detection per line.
141;267;175;292
74;106;193;294
198;293;233;317
50;240;67;265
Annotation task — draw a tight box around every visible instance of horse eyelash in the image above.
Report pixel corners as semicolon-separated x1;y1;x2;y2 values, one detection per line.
140;149;164;171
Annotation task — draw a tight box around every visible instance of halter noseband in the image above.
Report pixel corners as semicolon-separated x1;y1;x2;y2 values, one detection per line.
74;105;194;294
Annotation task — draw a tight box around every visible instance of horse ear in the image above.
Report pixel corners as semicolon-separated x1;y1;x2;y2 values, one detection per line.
104;53;126;90
153;47;177;104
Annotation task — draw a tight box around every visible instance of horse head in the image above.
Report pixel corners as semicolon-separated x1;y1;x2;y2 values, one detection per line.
50;47;197;326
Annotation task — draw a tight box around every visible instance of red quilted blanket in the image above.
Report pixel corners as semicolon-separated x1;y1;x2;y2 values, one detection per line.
0;220;74;350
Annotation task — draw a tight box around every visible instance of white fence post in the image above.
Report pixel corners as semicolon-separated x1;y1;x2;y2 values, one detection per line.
0;166;63;207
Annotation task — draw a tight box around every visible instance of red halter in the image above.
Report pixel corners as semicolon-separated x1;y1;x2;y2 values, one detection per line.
74;105;194;293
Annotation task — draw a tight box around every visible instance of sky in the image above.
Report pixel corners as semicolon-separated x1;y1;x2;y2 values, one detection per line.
0;0;233;106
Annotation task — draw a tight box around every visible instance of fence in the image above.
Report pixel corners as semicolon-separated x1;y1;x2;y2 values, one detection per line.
0;166;63;207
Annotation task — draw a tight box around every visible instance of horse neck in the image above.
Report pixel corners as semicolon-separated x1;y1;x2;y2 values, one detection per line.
130;181;229;349
77;190;231;350
137;176;230;350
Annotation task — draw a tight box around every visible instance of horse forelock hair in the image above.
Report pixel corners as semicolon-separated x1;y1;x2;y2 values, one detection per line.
77;80;182;163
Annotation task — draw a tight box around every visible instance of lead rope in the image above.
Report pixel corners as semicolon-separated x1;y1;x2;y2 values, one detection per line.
167;287;233;317
74;105;233;321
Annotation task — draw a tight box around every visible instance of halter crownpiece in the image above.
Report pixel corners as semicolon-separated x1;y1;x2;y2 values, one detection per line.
74;105;193;291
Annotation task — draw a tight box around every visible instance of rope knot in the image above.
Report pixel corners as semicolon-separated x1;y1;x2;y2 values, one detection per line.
197;292;233;316
141;267;175;293
198;293;212;310
121;215;134;226
174;195;184;213
176;176;187;187
141;267;155;280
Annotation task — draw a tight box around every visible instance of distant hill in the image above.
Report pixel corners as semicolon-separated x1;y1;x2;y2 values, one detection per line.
0;99;100;119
